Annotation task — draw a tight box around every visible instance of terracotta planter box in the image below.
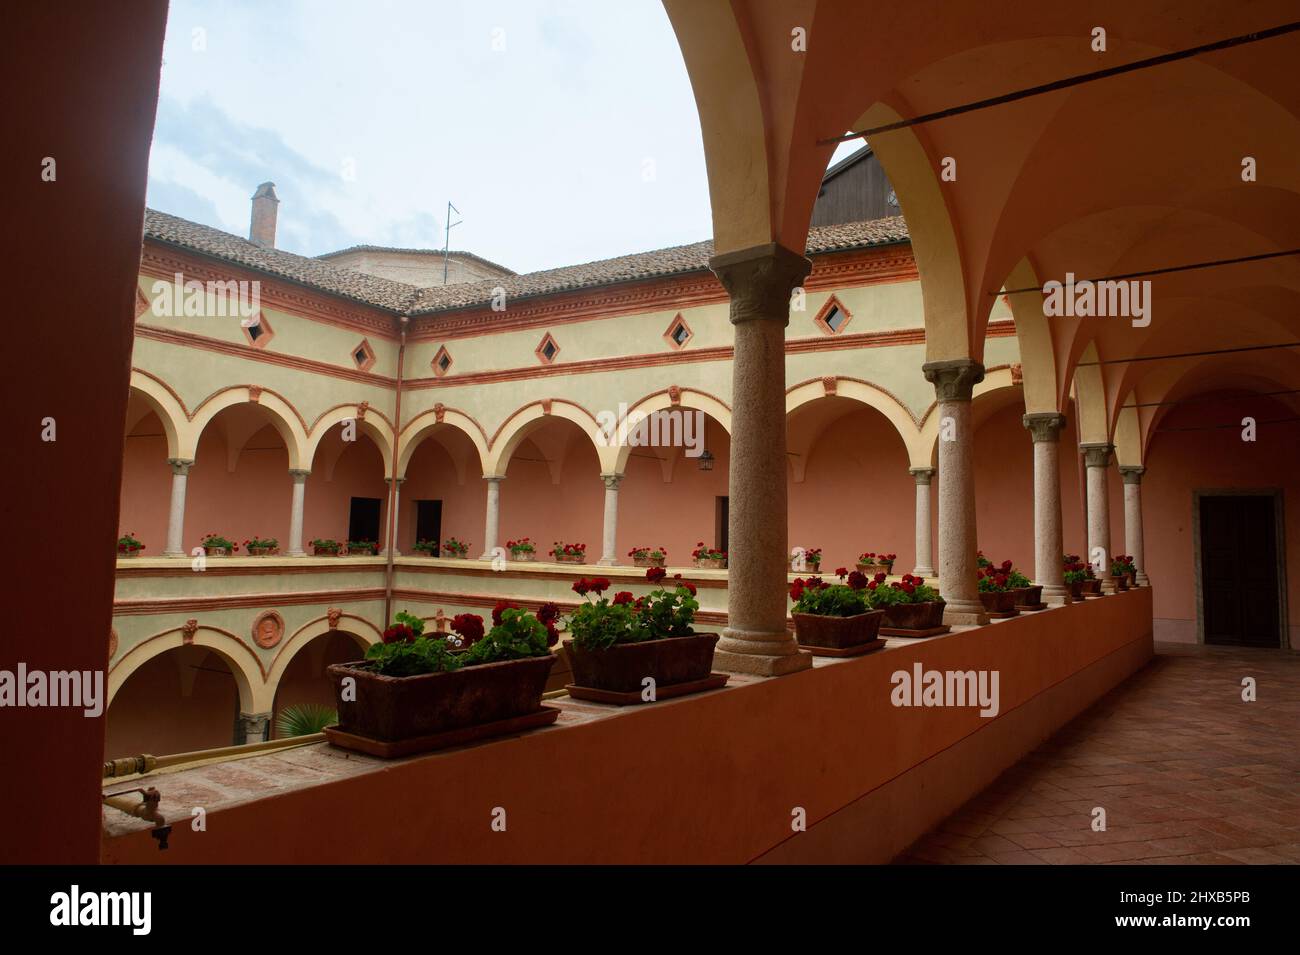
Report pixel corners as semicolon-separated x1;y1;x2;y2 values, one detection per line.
880;600;946;631
312;546;342;557
1015;584;1044;608
1127;570;1138;587
793;610;884;650
246;546;277;557
564;633;718;694
1065;580;1084;600
554;553;586;563
203;546;232;557
633;556;666;567
1111;574;1129;591
978;589;1019;615
327;653;556;742
1082;578;1102;597
348;546;378;556
694;558;727;569
116;550;142;558
511;551;537;562
856;562;893;576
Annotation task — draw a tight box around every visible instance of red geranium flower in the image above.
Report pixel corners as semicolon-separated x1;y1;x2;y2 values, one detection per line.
790;578;806;601
544;621;559;647
451;613;484;644
382;623;415;644
492;599;521;625
646;567;667;583
537;602;560;624
835;566;849;579
847;571;868;590
590;577;611;594
681;582;697;596
572;578;590;595
612;591;634;605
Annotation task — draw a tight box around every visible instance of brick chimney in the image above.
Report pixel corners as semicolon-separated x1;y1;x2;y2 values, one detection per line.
249;182;279;248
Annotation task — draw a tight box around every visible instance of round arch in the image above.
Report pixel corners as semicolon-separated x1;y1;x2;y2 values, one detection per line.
397;406;489;479
612;388;733;473
486;400;612;477
108;625;266;712
307;405;396;477
128;369;187;460
786;376;921;475
185;386;310;469
916;366;1023;467
265;614;381;688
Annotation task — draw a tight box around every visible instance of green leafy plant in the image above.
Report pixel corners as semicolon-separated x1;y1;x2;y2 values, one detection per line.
347;539;377;554
1062;554;1092;583
789;576;869;617
692;542;727;562
638;578;699;639
116;533;145;555
506;537;535;554
568;577;650;650
311;538;341;553
463;607;552;664
443;537;470;557
1008;569;1032;588
1111;554;1136;576
276;703;337;737
413;539;438;554
858;572;942;606
550;541;587;558
365;611;462;675
243;536;278;553
628;545;667;561
201;533;237;553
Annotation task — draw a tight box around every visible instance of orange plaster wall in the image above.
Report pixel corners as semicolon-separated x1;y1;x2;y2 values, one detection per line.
102;590;1153;864
498;431;604;556
399;438;488;552
1143;394;1298;646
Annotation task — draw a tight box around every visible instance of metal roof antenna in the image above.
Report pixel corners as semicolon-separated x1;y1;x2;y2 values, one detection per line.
442;201;462;285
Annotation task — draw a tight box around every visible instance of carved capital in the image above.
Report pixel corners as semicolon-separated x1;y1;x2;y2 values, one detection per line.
709;243;811;326
1022;412;1068;443
908;467;935;485
289;468;311;480
167;457;195;476
484;475;505;485
1080;442;1114;468
922;358;985;402
1119;465;1146;485
601;473;623;491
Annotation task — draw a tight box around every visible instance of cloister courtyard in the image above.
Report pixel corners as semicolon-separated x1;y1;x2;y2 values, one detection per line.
7;0;1299;876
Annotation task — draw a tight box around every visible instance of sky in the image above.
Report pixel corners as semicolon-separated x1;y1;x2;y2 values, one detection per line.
149;0;859;276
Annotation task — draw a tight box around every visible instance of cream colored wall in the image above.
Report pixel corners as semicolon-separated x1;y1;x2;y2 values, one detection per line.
325;250;510;288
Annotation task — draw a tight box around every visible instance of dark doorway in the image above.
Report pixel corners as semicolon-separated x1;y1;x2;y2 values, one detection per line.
716;496;729;554
1199;494;1281;647
347;497;382;544
415;499;442;552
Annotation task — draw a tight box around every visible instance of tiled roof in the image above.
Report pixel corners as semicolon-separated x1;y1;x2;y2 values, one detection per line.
316;245;516;276
143;209;421;311
408;217;909;314
143;209;909;316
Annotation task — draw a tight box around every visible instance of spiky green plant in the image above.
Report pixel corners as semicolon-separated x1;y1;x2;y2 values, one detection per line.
275;703;337;738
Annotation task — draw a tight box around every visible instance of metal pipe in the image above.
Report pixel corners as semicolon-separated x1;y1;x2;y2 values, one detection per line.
383;316;409;626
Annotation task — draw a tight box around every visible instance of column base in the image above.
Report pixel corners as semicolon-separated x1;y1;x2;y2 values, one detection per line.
1040;584;1070;606
162;550;186;558
714;628;812;677
287;549;306;557
941;599;990;627
913;566;936;578
595;557;618;567
1136;573;1150;587
1101;578;1119;595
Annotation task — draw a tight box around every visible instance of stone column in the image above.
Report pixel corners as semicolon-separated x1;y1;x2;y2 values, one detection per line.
909;467;936;577
709;243;812;676
922;359;988;626
1080;443;1115;593
597;473;622;566
1119;465;1149;586
384;476;405;556
238;712;271;745
1023;412;1070;605
163;458;194;556
479;476;504;561
287;469;309;556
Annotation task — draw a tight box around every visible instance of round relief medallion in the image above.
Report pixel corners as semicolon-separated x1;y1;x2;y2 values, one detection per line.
251;610;285;649
109;628;118;659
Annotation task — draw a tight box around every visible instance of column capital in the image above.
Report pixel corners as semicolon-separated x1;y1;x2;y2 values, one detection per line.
1022;412;1068;442
1079;442;1114;468
385;476;406;486
922;358;985;402
908;466;935;485
1119;465;1146;484
288;468;311;479
708;242;811;326
483;474;505;484
167;457;195;475
600;473;623;490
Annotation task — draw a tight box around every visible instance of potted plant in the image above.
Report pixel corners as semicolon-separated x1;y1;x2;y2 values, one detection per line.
1008;567;1044;609
442;537;470;559
200;533;237;557
326;608;557;755
856;551;896;575
789;573;884;654
977;560;1019;617
243;536;278;557
116;533;145;557
1111;555;1135;590
692;542;727;569
1063;556;1089;600
793;547;822;572
347;539;378;556
551;541;587;564
628;545;667;568
860;570;947;633
311;538;342;557
507;537;536;562
563;571;722;702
